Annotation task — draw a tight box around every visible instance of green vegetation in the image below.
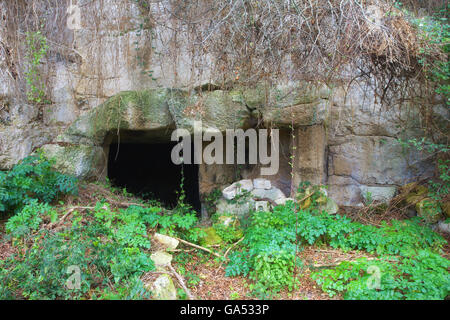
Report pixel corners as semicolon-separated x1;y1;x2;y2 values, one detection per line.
0;155;448;300
24;31;49;104
224;185;449;300
0;153;78;215
0;154;207;299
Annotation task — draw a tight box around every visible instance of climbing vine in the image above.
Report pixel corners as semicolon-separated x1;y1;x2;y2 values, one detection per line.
24;31;49;104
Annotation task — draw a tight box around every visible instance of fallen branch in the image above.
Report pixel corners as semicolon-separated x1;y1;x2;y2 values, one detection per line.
168;264;196;300
172;236;223;258
46;206;93;229
215;236;246;275
224;236;245;259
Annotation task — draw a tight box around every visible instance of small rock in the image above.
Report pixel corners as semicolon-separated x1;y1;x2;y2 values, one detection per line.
217;215;237;227
320;197;339;215
253;178;271;190
222;184;237;200
255;201;270;212
436;220;450;235
150;251;173;269
154;233;179;250
150;274;177;300
236;179;254;193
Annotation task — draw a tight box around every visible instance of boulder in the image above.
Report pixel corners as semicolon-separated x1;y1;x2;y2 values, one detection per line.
236;179;254;192
150;251;173;269
154;233;179;250
436;220;450;235
253;178;271;190
216;198;256;218
251;187;286;202
416;199;442;224
360;186;397;204
222;184;237;200
150;274;177;300
222;179;253;200
200;227;222;247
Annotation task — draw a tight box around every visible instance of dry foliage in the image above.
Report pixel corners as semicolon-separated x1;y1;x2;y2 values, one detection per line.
0;0;446;134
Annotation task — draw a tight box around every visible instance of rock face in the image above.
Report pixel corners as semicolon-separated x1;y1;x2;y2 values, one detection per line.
0;0;442;208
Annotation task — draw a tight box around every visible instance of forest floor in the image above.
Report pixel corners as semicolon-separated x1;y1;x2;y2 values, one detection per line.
0;182;449;300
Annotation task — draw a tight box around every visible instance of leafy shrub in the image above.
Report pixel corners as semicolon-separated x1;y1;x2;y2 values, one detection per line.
5;200;56;239
225;206;301;294
225;189;448;298
226;251;250;277
0;203;158;300
312;250;450;300
0;153;78;214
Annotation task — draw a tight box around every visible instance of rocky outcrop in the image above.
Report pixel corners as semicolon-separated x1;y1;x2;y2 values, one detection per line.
0;0;443;208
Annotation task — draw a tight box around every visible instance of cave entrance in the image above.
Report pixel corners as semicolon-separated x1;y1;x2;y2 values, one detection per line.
107;142;201;212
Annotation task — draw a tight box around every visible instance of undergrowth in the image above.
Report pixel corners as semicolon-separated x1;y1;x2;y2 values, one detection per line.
225;185;449;300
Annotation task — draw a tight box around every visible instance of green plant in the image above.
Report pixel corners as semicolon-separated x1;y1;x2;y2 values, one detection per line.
398;138;449;212
0;152;78;214
225;206;300;295
0;202;159;299
204;188;222;215
226;251;250;277
312;250;450;300
5;200;55;239
24;31;49;104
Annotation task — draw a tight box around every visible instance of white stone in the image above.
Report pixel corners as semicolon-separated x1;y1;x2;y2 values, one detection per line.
236;179;254;193
217;215;235;227
150;274;177;300
436;221;450;235
253;178;271;190
222;184;237;200
255;201;270;212
154;233;179;250
150;251;173;268
222;180;253;200
360;186;397;204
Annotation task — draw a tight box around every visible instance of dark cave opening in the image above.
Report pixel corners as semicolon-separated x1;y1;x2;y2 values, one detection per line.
107;142;201;212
